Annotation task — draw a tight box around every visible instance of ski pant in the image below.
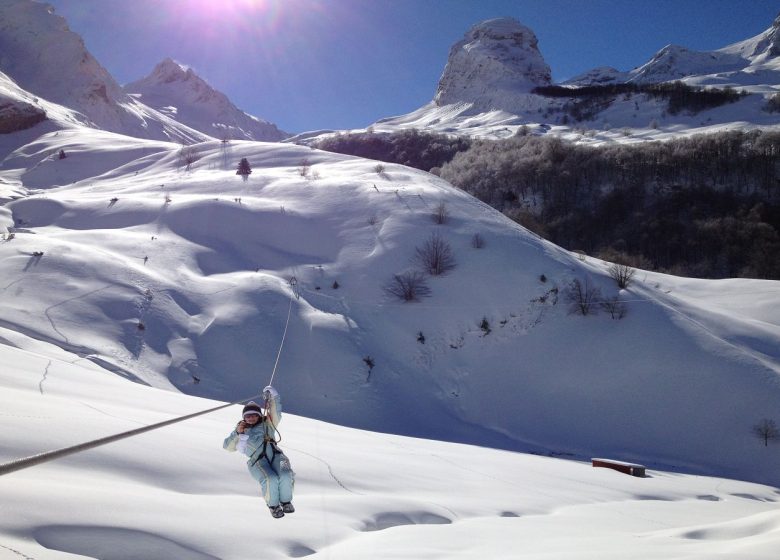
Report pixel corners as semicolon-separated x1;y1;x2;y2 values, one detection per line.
248;452;294;507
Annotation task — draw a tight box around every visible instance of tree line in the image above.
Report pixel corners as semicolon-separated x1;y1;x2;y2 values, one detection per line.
534;81;748;120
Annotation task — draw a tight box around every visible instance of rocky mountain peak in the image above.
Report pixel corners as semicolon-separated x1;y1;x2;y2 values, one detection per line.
149;58;195;84
125;60;288;141
0;0;208;142
0;0;124;117
126;58;218;105
434;17;552;111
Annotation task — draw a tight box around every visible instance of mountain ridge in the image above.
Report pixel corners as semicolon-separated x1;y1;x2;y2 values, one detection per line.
125;58;289;142
367;13;780;141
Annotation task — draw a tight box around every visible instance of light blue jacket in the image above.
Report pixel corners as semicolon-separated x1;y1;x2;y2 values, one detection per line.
223;387;283;465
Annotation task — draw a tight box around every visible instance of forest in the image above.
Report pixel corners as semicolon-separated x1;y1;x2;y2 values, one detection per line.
316;129;780;279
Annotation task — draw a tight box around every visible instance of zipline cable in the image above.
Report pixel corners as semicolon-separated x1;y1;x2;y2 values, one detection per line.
0;392;262;477
0;278;300;477
268;276;297;388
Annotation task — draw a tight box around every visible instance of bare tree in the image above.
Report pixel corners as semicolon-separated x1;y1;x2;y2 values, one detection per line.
384;271;431;302
600;296;627;319
179;145;200;171
753;418;779;446
609;262;636;289
414;233;456;276
432;202;449;225
471;233;485;249
565;278;602;316
298;158;311;178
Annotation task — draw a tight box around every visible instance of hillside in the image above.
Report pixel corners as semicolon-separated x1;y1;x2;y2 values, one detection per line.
1;128;779;488
3;331;780;559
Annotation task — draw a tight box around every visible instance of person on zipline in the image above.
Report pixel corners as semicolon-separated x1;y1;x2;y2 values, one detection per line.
223;386;295;518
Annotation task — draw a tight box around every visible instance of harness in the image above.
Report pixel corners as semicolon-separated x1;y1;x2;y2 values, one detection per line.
250;437;281;466
249;422;282;467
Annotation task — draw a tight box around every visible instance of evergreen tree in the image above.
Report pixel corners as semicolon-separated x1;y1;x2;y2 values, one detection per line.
236;158;252;181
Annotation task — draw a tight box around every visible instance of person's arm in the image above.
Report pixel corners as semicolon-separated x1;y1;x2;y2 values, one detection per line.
263;386;282;425
222;420;244;452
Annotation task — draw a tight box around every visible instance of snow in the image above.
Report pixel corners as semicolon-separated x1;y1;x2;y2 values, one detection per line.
1;328;780;559
0;0;213;144
435;17;551;109
0;123;779;557
124;59;289;142
0;6;780;558
351;15;780;144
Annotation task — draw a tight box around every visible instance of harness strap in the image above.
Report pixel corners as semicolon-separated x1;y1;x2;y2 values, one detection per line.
250;438;281;466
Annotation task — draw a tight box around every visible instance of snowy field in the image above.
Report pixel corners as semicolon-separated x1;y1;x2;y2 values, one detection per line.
0;126;779;559
2;4;780;557
1;331;780;560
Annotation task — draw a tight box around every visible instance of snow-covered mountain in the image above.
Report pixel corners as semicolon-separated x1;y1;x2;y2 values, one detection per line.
722;13;780;64
619;14;780;87
1;6;779;555
434;17;551;113
366;14;780;142
125;58;289;142
0;0;209;144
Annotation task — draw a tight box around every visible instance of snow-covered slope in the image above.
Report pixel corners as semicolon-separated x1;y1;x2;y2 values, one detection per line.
627;45;747;84
2;331;779;559
1;128;779;488
627;15;780;88
0;0;210;144
125;58;288;142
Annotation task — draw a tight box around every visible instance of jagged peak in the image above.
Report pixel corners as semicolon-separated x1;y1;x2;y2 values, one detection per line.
149;58;196;84
123;58;288;141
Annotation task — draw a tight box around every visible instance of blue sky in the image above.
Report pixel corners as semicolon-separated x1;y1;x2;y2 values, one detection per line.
46;0;779;133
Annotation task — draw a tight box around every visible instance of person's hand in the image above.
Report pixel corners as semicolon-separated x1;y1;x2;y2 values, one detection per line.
236;420;247;434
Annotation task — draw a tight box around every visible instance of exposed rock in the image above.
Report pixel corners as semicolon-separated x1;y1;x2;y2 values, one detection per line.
0;98;47;133
434;18;552;112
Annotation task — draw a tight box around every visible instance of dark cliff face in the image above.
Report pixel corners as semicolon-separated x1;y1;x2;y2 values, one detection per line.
0;99;47;134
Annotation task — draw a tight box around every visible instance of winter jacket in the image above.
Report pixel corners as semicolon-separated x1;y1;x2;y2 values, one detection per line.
223;386;283;464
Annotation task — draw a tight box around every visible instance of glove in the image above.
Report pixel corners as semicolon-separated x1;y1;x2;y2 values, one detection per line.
263;385;279;400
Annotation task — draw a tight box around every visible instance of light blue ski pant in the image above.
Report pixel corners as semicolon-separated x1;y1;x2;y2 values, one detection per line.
248;451;294;507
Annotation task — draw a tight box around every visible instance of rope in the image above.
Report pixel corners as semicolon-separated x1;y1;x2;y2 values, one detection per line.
0;391;263;477
0;278;300;477
268;278;297;388
261;277;298;446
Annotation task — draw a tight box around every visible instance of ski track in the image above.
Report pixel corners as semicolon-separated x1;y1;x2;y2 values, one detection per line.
37;359;51;394
43;285;117;345
0;543;37;560
285;445;361;495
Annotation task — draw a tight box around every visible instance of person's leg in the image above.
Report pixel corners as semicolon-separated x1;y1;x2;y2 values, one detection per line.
248;460;281;507
272;453;295;508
